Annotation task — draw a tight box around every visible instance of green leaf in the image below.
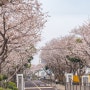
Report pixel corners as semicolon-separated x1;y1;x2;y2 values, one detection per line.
76;38;82;43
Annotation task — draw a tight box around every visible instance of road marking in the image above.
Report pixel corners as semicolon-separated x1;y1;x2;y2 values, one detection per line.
24;87;53;90
25;87;53;89
32;81;42;90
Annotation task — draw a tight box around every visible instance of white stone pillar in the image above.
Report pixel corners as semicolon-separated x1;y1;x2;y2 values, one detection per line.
17;74;24;90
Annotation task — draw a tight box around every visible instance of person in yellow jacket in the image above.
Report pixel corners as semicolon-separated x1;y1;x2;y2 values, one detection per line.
73;75;80;84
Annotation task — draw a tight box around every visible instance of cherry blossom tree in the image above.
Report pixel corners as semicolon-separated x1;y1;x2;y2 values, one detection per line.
71;21;90;67
40;34;87;82
40;38;68;82
0;0;47;81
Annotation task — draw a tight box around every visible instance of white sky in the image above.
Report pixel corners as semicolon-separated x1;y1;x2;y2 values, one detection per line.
31;0;90;65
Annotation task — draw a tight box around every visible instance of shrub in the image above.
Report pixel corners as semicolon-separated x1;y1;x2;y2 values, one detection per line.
0;74;8;81
0;87;4;90
0;87;12;90
3;75;8;80
7;82;18;90
0;75;3;81
6;88;12;90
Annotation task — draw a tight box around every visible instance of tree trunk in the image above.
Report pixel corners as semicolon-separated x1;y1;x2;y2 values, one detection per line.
0;63;2;87
0;63;1;74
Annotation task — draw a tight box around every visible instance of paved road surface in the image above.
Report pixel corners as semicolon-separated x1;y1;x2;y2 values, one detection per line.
25;80;56;90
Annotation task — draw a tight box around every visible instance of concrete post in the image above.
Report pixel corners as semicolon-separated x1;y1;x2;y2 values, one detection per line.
17;74;24;90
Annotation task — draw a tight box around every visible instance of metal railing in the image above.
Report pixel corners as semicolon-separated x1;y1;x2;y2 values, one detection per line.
65;82;90;90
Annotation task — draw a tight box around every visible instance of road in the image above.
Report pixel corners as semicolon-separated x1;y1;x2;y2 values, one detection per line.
25;80;56;90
